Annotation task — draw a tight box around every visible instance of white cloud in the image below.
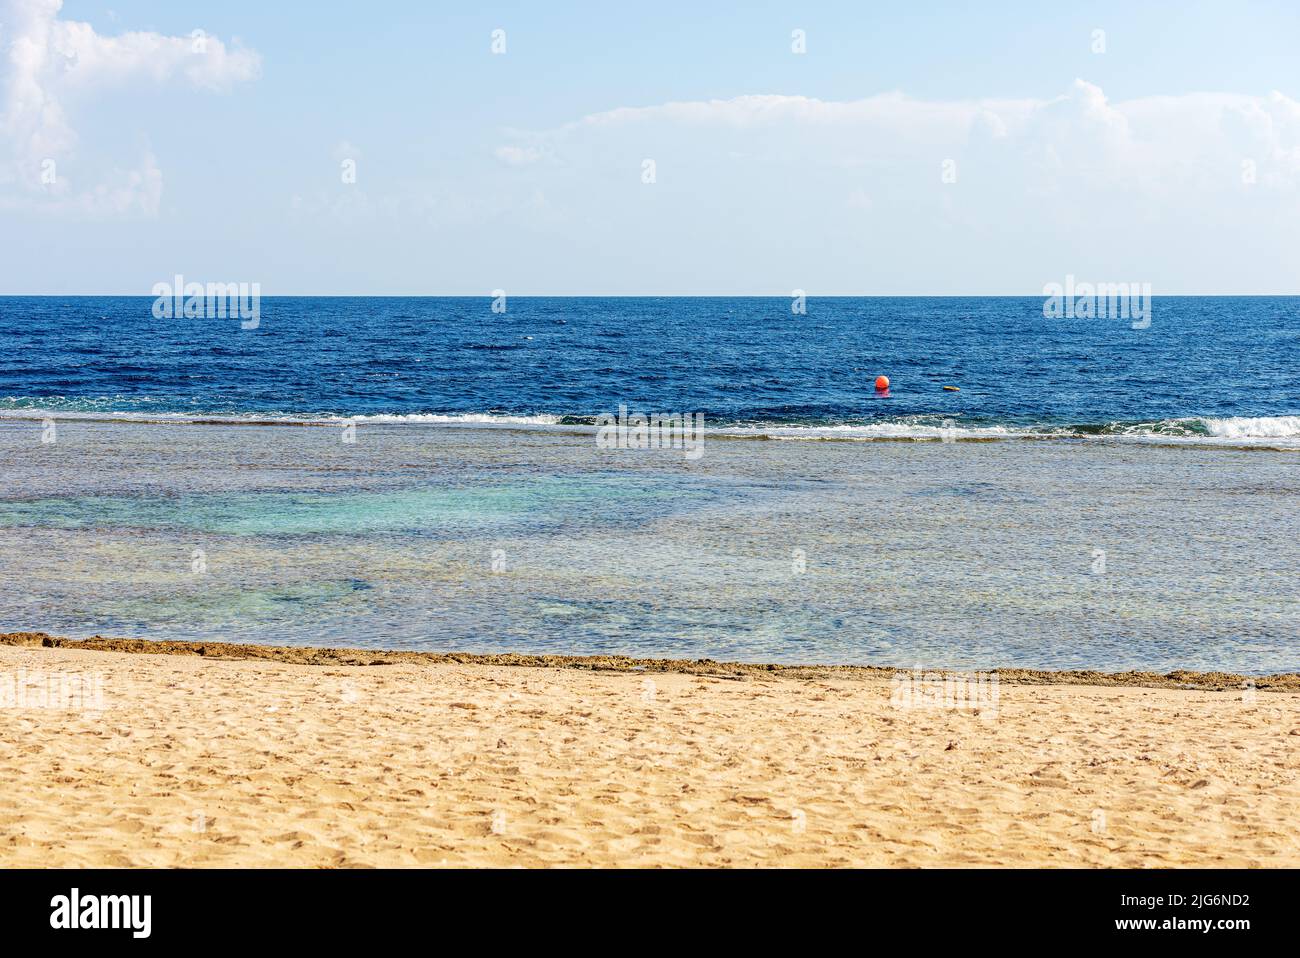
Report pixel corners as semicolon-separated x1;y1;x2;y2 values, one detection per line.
0;0;260;215
484;80;1300;292
494;144;544;166
503;79;1300;193
46;150;162;216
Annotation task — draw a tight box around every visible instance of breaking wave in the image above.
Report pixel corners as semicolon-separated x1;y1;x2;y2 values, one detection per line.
1;401;1298;447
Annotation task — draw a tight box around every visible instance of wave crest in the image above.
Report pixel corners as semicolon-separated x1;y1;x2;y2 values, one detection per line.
2;403;1298;447
1202;416;1300;439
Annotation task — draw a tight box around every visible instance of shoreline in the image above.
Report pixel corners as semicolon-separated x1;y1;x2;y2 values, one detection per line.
3;632;1297;691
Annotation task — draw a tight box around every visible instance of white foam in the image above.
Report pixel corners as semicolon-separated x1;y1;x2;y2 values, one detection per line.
713;422;1022;441
3;406;1298;448
344;412;564;426
0;408;565;427
1202;416;1300;439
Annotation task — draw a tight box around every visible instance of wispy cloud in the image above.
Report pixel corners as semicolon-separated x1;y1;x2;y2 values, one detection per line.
494;145;545;167
503;80;1300;194
0;0;260;215
480;80;1300;292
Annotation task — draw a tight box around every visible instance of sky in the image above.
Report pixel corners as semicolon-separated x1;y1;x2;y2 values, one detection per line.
3;0;1300;294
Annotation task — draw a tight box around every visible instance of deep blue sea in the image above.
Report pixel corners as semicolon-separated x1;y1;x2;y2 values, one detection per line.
2;296;1298;442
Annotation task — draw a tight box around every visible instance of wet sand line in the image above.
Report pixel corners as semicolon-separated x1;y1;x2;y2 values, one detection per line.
3;631;1296;692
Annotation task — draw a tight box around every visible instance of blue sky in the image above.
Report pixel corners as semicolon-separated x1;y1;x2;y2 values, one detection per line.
4;0;1300;293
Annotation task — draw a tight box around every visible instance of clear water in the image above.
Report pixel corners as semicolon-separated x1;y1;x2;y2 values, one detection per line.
1;297;1296;671
1;418;1296;673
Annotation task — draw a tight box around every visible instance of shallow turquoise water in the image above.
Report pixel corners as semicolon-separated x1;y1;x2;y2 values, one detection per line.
0;478;706;537
1;419;1296;672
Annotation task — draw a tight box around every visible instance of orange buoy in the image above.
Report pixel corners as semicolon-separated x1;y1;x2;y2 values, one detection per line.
874;375;890;391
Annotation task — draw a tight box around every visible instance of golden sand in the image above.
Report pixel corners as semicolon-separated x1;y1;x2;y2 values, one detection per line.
1;637;1297;867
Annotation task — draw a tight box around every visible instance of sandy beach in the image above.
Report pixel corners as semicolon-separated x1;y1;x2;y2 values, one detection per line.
1;634;1297;868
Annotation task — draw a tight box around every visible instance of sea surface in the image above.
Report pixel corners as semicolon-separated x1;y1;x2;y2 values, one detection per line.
1;295;1298;442
1;297;1297;671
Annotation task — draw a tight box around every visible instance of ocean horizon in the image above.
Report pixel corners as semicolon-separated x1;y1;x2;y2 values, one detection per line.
2;295;1299;446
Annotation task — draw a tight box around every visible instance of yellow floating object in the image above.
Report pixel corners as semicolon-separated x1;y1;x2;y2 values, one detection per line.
943;385;960;392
